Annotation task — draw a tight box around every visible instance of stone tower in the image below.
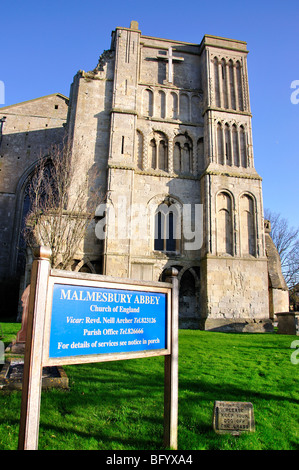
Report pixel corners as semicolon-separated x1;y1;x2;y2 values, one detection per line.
66;21;274;331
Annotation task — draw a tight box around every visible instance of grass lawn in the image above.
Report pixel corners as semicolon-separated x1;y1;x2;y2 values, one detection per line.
0;322;298;450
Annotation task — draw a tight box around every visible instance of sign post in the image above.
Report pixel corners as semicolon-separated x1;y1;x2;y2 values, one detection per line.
164;268;178;450
18;247;178;450
18;246;51;450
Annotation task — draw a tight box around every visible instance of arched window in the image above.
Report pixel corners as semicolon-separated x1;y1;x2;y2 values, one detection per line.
173;142;181;174
217;122;224;165
191;95;201;122
13;159;55;276
224;123;231;165
158;90;166;119
149;138;157;169
236;61;243;111
182;143;192;173
232;124;239;166
173;134;193;174
154;201;180;253
136;130;143;170
179;93;189;121
214;57;220;107
221;59;228;109
143;89;153;117
158;139;167;171
240;194;256;256
217;191;233;255
16;183;31;274
229;60;236;109
170;92;178;119
240;125;247;167
149;131;168;171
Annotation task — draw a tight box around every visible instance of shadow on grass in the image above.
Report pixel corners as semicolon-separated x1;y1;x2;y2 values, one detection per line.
178;376;299;405
38;420;164;450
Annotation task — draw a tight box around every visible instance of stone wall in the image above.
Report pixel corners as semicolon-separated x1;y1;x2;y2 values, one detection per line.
202;256;271;331
0;94;68;279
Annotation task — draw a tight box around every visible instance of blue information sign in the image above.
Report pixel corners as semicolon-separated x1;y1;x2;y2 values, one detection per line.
49;283;167;358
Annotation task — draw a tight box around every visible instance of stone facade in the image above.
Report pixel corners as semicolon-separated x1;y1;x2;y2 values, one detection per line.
0;94;68;278
0;22;289;328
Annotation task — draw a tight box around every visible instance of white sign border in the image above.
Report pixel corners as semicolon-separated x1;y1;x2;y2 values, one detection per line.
43;272;172;367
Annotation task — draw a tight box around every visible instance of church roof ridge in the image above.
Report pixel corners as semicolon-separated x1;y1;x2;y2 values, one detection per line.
140;34;199;47
113;23;247;53
202;34;247;45
0;92;69;111
199;34;248;53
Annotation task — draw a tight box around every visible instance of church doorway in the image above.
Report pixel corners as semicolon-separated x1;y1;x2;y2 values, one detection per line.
179;268;200;329
160;266;200;329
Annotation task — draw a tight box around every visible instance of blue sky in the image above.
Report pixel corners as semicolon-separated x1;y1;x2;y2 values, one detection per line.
1;0;298;229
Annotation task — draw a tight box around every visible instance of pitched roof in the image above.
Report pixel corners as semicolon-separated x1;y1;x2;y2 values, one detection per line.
0;93;69;111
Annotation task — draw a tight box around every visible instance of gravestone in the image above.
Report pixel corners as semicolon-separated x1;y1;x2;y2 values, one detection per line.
213;401;255;435
0;359;69;390
276;312;297;335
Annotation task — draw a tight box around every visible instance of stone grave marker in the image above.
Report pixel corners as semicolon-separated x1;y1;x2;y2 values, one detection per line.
213;401;255;435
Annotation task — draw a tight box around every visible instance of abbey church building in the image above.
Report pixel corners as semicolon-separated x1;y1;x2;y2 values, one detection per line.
0;21;289;330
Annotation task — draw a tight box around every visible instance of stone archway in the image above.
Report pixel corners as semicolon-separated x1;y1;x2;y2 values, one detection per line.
178;268;200;329
160;265;201;329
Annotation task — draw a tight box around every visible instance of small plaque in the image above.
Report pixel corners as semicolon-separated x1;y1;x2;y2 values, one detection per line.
213;401;255;435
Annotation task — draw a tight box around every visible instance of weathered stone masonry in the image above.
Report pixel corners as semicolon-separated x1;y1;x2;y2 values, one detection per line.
0;22;288;329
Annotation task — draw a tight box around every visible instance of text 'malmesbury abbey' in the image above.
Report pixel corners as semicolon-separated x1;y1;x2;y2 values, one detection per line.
0;21;288;330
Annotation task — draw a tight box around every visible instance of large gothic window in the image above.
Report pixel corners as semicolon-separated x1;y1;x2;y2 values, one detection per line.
16;184;31;274
154;210;175;252
15;160;55;275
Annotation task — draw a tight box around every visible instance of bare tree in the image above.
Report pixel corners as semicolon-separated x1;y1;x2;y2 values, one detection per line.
264;209;299;290
24;138;103;270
